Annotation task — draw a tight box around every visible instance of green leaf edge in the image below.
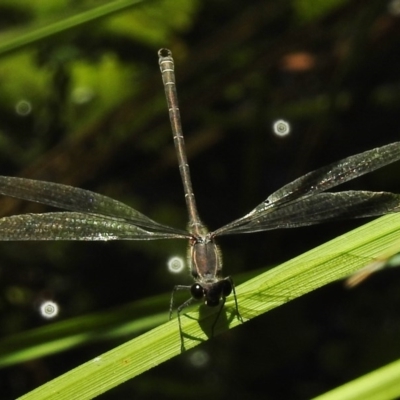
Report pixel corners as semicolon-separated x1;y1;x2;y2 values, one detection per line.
0;0;155;57
313;358;400;400
17;213;400;399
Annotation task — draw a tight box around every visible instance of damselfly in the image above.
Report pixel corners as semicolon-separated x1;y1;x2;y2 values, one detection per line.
0;49;400;350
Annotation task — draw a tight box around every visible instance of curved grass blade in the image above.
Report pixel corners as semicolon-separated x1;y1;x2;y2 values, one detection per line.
313;358;400;400
0;270;258;369
0;0;156;57
0;295;170;369
18;213;400;399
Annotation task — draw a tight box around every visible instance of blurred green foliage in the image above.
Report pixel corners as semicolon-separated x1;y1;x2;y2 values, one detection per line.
293;0;349;22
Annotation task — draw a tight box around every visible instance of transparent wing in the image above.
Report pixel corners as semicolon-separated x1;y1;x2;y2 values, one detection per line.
214;142;400;236
213;191;400;235
267;141;400;205
222;190;400;235
0;212;186;241
0;176;190;239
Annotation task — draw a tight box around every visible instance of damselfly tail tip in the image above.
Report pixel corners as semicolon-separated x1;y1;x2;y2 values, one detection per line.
158;48;172;58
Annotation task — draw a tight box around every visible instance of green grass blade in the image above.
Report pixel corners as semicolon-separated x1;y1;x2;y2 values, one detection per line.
313;358;400;400
0;0;155;57
235;213;400;322
0;270;259;369
0;295;169;369
18;213;400;399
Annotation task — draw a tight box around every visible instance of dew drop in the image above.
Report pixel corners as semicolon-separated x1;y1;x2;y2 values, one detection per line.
273;119;290;137
39;300;59;319
167;256;185;274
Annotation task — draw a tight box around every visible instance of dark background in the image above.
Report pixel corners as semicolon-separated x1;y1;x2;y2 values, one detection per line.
0;0;400;398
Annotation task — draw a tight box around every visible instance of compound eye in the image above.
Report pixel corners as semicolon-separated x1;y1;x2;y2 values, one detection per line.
221;280;232;296
191;284;205;300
